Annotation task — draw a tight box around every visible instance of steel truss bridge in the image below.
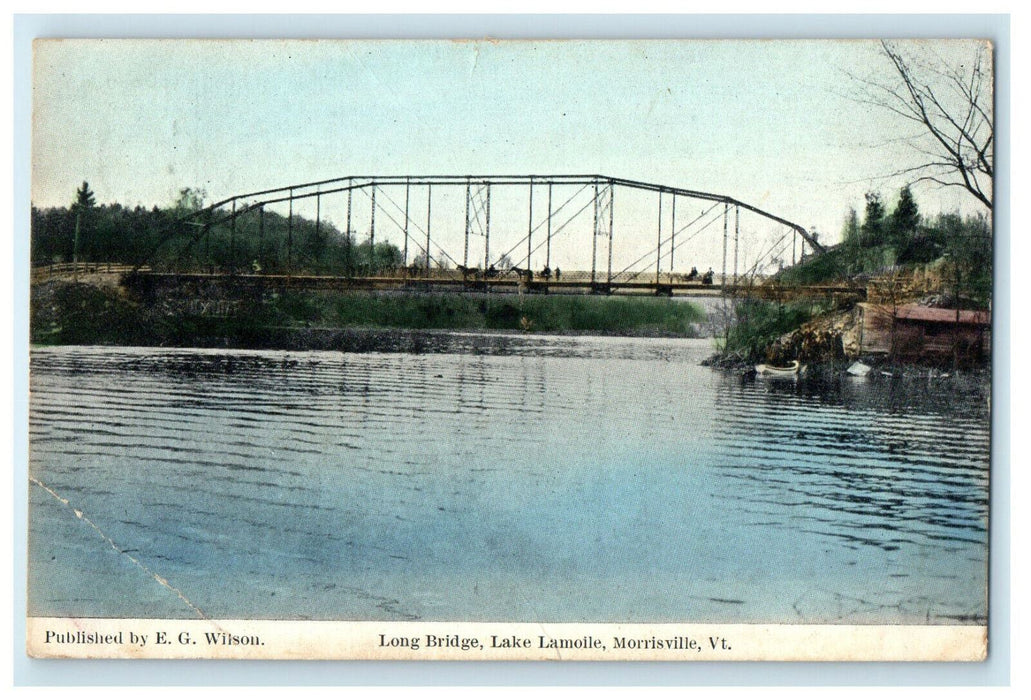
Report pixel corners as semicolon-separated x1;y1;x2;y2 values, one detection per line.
148;174;825;296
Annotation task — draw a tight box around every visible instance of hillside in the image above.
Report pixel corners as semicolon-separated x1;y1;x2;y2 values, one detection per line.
711;196;992;368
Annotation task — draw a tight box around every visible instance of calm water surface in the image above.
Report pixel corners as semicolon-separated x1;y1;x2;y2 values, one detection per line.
28;335;989;623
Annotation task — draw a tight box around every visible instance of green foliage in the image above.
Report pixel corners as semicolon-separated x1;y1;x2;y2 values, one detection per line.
776;243;897;285
723;186;992;364
261;291;705;335
861;191;887;247
73;182;96;211
30;186;406;275
776;188;990;307
777;246;852;285
841;207;860;247
889;186;920;247
33;283;708;346
895;226;945;265
31;282;147;345
719;300;827;362
517;296;705;334
32;202;178;266
174;187;206;213
938;211;992;305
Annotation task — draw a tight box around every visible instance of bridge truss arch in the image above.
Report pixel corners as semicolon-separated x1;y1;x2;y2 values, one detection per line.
148;174;824;293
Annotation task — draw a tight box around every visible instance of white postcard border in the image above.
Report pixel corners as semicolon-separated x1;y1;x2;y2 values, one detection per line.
27;618;987;662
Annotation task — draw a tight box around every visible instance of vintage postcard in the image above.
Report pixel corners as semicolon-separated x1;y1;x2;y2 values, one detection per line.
27;38;993;661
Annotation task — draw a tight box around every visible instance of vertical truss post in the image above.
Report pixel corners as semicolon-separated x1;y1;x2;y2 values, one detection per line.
73;210;80;270
546;183;553;275
204;210;212;274
230;199;236;275
403;179;410;268
733;205;740;286
484;182;491;273
656;191;663;285
346;186;353;239
670;195;677;272
258;205;264;272
721;202;729;290
607;183;615;286
592;180;599;285
464;180;471;269
527;178;534;270
792;229;797;266
425;183;432;277
287;189;294;275
315;193;321;265
370;185;376;273
346;185;353;277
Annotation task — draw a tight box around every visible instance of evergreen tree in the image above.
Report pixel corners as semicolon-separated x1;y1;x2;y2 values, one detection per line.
174;187;206;213
861;192;886;247
889;186;920;247
71;181;95;263
73;181;96;211
841;207;860;247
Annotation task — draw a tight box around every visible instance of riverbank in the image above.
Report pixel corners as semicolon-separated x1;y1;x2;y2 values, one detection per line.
30;279;708;350
703;299;990;409
709;294;990;367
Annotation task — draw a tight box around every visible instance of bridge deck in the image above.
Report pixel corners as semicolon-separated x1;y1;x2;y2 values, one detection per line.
122;271;862;299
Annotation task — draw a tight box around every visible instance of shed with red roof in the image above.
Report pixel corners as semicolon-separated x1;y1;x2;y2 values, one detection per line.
856;303;990;364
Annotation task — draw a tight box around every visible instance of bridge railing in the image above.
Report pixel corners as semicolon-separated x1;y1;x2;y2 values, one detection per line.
31;262;151;282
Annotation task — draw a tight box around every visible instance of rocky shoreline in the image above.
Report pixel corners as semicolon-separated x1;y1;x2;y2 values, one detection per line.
703;299;991;404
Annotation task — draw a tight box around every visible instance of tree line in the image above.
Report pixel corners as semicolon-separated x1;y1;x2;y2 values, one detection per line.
31;183;409;276
839;185;992;304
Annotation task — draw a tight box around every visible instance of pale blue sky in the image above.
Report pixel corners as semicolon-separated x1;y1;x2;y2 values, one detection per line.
32;38;990;269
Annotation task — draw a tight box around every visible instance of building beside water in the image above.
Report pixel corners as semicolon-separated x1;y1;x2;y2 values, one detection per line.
853;303;991;365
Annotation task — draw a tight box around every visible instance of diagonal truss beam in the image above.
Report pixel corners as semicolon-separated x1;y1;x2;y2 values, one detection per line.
146;174;824;269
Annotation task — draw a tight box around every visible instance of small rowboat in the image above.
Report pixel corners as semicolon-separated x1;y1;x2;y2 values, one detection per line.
755;360;802;377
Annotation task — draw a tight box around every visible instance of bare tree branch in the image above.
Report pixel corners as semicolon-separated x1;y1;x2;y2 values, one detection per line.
854;41;993;210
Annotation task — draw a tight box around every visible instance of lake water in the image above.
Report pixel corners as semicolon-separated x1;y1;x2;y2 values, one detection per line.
27;335;989;624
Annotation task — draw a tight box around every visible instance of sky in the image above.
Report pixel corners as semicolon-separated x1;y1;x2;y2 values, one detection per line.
30;38;992;272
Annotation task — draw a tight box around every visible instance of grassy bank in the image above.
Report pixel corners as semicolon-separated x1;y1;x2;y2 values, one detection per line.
712;299;832;365
31;281;708;348
280;291;707;335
